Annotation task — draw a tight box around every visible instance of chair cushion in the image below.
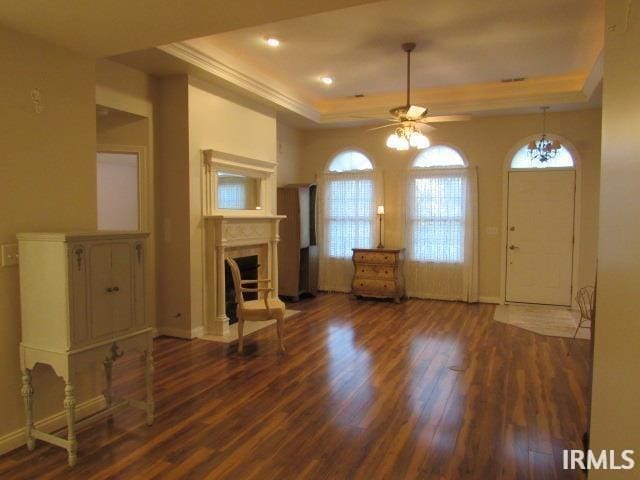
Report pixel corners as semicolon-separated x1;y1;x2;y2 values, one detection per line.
239;298;286;322
243;298;285;311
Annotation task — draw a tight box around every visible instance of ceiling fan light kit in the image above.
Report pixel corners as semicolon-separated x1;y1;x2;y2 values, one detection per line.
386;125;430;151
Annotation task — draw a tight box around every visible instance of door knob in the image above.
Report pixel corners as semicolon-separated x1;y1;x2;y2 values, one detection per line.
509;245;519;250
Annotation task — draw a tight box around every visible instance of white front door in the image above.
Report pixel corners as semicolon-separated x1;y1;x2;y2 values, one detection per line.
505;170;575;306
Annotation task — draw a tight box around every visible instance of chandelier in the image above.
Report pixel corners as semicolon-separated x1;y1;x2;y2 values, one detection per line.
527;106;561;162
386;123;430;151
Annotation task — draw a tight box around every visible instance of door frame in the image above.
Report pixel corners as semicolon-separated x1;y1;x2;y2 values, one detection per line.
500;134;582;309
97;144;148;232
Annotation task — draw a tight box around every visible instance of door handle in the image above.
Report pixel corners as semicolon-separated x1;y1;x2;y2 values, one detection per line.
509;245;519;250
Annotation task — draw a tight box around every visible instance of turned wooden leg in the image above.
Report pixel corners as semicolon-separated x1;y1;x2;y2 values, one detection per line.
277;313;286;354
103;358;113;420
21;369;35;451
145;349;155;426
238;315;245;353
64;382;77;467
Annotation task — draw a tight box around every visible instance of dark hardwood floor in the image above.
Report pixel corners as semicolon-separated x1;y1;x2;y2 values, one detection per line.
0;294;590;479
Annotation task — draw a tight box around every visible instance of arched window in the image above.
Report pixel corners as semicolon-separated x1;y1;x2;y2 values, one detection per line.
407;146;470;264
412;145;466;168
405;144;478;301
320;150;378;291
510;143;574;169
327;150;374;172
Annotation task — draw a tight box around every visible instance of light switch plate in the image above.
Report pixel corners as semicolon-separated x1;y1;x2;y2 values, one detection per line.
485;226;499;235
1;244;19;267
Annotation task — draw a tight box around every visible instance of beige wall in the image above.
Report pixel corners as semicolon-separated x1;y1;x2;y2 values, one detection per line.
589;1;640;475
277;121;302;186
298;109;601;300
154;75;277;336
0;26;97;439
155;76;191;335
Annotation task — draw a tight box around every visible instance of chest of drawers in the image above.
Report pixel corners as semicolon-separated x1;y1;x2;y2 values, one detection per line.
351;248;405;303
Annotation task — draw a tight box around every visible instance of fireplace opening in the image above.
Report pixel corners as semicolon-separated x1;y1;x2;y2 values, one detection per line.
225;255;259;324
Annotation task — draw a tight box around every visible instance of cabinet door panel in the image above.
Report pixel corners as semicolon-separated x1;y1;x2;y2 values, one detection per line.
133;241;146;327
111;242;134;333
68;244;89;345
89;244;114;339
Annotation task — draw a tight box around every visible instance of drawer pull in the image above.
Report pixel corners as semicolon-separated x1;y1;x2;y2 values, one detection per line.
106;287;113;293
113;286;120;293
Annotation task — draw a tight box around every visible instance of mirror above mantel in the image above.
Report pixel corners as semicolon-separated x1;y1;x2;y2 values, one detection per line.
202;149;276;216
216;171;261;210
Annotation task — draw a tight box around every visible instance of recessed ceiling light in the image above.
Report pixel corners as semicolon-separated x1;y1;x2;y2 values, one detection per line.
321;76;334;85
265;37;280;47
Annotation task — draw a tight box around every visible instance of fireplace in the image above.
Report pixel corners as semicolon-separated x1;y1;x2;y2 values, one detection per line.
204;215;284;336
224;255;259;324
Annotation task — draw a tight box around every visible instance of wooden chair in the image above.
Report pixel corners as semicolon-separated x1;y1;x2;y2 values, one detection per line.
226;256;286;353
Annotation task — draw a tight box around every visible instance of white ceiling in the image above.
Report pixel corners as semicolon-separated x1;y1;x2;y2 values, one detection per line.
192;0;604;100
0;0;381;56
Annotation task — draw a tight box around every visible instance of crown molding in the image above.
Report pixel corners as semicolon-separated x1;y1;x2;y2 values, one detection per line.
158;43;599;127
159;42;320;122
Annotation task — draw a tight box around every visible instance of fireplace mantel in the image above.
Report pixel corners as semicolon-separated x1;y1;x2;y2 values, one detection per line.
203;215;285;335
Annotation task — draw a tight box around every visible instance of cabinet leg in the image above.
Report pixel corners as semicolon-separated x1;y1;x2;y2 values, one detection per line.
64;382;77;467
145;349;155;426
21;369;35;451
103;358;113;420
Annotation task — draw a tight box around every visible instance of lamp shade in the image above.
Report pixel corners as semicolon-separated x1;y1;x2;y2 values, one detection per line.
377;205;385;215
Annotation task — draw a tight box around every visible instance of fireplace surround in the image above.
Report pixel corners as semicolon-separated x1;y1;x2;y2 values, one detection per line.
204;215;284;336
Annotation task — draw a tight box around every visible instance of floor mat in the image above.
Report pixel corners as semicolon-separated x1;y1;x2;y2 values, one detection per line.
494;304;590;340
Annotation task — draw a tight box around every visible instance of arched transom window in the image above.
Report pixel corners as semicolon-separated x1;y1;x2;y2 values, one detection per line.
510;143;574;169
327;150;374;172
412;145;466;168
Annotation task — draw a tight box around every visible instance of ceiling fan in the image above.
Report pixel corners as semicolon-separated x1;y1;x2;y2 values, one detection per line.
361;42;470;150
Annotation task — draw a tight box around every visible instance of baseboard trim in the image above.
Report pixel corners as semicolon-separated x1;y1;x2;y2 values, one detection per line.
0;395;106;456
191;326;204;338
156;326;192;339
479;296;502;304
156;325;203;339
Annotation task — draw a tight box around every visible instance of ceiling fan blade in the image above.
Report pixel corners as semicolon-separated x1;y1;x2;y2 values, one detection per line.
414;123;436;133
423;114;472;123
366;123;402;131
406;105;428;119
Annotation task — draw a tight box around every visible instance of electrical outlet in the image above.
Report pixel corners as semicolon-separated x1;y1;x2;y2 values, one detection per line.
1;244;19;267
